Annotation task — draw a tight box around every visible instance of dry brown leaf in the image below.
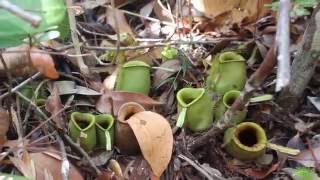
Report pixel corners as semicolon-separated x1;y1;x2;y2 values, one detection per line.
191;0;240;19
153;60;181;87
0;108;10;145
127;111;173;177
96;91;163;115
30;47;59;79
106;8;133;35
30;150;83;180
45;83;64;129
153;0;174;22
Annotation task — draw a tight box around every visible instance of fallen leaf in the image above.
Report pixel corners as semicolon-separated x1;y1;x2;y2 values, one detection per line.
45;83;64;129
30;150;83;180
308;96;320;112
96;170;118;180
0;108;10;145
140;1;155;20
96;91;163;115
53;81;101;96
153;60;181;88
127;111;173;177
191;0;239;19
291;147;320;168
108;159;123;178
30;47;59;79
107;8;133;35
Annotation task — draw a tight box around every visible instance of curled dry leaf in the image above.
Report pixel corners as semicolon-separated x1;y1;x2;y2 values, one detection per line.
0;108;9;145
45;83;64;129
127;111;173;177
153;60;181;88
96;91;163;115
102;67;119;92
1;45;59;79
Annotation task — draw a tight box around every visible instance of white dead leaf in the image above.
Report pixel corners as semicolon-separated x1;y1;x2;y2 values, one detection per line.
102;67;119;92
308;96;320;112
140;1;155;19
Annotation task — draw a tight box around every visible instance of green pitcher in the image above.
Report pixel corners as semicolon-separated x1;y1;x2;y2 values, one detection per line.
206;52;246;94
176;88;214;132
223;122;267;161
95;114;114;151
69;112;96;152
116;60;151;95
215;90;247;124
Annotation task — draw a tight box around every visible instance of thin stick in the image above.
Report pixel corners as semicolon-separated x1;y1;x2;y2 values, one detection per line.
110;0;120;64
0;0;41;27
56;134;70;180
275;0;291;91
178;154;225;180
0;72;41;100
65;0;89;75
63;134;102;175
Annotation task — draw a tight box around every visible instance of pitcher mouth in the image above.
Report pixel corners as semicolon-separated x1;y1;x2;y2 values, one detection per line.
71;112;95;131
177;88;205;108
218;52;245;63
233;122;267;152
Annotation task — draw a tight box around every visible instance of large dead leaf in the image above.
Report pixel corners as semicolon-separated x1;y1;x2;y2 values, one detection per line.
30;150;83;180
96;91;163;115
191;0;272;25
1;45;59;79
153;0;174;22
0;108;10;145
45;83;64;129
127;111;173;178
153;60;181;88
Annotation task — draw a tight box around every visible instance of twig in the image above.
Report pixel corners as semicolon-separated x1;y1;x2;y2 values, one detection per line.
0;0;41;27
63;134;102;175
110;0;120;64
189;43;277;151
0;72;41;100
56;133;70;180
275;0;291;91
178;154;225;180
104;5;176;27
65;0;89;75
84;38;243;51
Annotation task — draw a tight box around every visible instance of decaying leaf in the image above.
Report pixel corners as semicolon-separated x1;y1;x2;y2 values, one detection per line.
127;111;173;177
96;91;163;115
102;67;119;92
1;45;59;79
153;60;181;88
31;150;83;180
0;108;10;145
53;81;101;96
45;83;64;129
153;0;174;22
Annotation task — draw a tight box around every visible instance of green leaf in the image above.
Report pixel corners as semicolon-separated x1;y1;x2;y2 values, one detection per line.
0;0;66;48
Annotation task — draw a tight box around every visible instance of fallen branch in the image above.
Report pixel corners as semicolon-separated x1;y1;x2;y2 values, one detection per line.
188;43;276;151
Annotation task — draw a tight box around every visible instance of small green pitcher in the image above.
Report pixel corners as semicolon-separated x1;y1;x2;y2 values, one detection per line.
116;60;151;95
95;114;114;151
206;52;246;94
215;90;247;124
223;122;267;161
69;112;96;152
176;88;214;132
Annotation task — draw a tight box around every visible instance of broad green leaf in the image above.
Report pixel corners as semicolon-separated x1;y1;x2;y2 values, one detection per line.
0;0;66;47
